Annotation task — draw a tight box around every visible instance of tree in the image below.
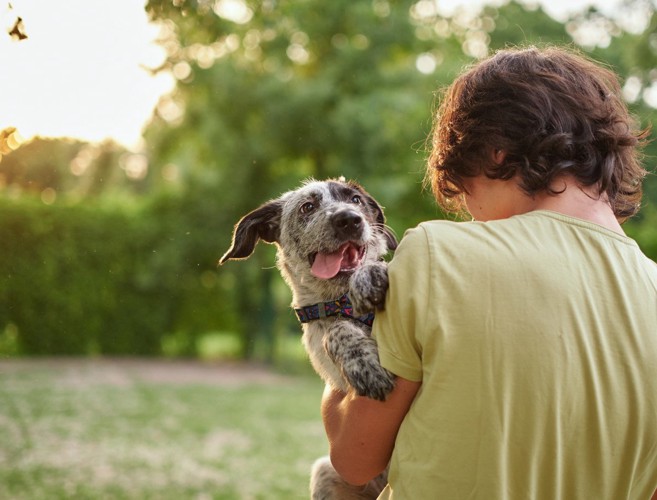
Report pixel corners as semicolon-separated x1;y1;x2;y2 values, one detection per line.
0;137;85;196
141;0;657;360
143;0;465;359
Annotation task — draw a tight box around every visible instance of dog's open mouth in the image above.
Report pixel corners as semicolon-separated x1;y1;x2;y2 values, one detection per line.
309;242;365;280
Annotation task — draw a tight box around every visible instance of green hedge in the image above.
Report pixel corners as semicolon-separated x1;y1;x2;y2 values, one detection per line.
0;191;245;356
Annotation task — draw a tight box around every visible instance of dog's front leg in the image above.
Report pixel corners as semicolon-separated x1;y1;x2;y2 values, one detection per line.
323;321;395;401
349;261;389;316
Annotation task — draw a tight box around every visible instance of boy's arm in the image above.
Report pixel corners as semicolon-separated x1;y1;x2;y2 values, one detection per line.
321;377;420;486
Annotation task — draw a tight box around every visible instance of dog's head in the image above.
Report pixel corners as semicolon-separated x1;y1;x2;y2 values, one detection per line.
220;178;397;293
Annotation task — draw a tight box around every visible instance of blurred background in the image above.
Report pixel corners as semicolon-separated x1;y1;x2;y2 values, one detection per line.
2;0;657;364
2;1;657;498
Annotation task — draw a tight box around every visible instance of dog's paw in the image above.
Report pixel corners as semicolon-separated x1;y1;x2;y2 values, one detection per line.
349;261;389;316
347;363;396;402
324;322;395;401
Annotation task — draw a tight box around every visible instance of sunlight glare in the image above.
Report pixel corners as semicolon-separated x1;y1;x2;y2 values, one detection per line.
213;0;254;24
623;76;642;104
41;187;56;205
642;82;657;109
416;53;437;74
69;146;100;177
0;0;175;150
120;153;149;180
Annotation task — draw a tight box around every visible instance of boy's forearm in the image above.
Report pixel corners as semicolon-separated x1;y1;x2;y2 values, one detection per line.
320;378;421;486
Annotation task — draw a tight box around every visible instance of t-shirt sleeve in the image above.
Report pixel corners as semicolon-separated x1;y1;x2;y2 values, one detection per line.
372;225;431;382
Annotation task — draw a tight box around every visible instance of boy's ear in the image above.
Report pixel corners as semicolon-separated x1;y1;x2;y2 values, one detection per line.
219;199;283;264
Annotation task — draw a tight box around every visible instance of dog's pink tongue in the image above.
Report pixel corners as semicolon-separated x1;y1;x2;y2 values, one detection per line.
311;243;350;280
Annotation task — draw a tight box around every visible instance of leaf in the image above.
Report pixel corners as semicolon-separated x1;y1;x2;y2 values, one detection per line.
8;16;27;41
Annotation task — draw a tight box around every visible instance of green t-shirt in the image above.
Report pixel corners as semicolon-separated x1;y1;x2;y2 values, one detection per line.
373;210;657;499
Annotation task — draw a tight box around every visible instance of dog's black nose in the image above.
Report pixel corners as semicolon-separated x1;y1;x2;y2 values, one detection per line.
332;209;363;238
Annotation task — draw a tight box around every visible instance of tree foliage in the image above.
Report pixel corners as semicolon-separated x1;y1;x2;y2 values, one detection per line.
2;0;657;358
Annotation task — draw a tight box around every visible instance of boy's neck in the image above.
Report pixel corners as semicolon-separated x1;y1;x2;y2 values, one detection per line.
531;177;624;235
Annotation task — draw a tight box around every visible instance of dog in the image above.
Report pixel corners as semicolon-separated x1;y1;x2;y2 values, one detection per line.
220;177;397;499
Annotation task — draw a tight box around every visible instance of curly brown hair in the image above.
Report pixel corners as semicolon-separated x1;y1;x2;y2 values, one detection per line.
426;46;649;222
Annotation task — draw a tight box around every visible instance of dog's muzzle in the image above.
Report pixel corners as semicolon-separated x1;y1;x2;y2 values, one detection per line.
332;209;363;240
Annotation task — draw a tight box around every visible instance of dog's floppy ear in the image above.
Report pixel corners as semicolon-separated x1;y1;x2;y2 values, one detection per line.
357;187;398;252
381;226;398;252
219;199;283;264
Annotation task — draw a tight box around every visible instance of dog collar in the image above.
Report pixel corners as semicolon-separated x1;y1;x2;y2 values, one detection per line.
293;293;374;327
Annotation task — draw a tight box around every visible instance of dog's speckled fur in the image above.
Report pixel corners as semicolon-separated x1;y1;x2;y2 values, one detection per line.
220;178;396;499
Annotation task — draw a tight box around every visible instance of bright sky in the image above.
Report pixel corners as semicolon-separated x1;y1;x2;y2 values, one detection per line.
0;0;647;151
0;0;174;151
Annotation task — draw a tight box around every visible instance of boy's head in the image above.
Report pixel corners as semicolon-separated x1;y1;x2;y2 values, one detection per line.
427;46;648;221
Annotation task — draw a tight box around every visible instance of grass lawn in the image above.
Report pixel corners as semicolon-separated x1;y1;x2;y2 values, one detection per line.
0;359;328;499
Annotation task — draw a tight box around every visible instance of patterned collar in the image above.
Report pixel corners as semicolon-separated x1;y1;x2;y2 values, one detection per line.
293;293;375;327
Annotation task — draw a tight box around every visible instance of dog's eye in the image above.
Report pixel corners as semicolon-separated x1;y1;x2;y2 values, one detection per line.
351;195;362;204
300;202;315;214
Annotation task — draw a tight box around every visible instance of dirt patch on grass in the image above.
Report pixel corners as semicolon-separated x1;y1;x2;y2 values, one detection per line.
0;357;294;388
